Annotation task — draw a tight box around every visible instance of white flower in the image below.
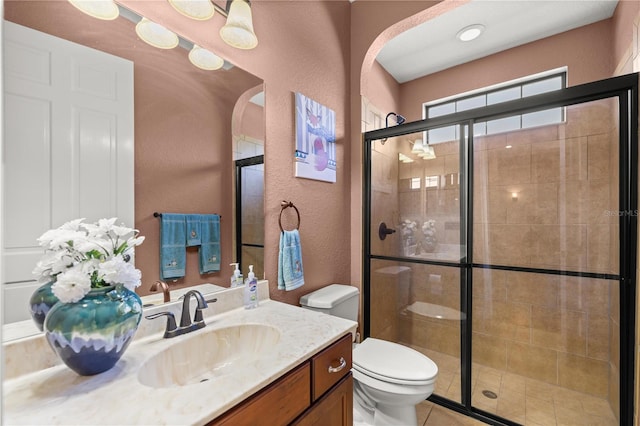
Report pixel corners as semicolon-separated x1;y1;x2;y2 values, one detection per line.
98;256;141;291
52;268;92;303
34;217;144;303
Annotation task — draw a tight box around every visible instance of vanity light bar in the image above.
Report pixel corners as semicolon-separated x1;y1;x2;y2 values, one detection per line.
116;4;234;70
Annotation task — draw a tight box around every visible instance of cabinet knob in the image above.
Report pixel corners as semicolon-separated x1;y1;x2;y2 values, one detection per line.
328;357;347;373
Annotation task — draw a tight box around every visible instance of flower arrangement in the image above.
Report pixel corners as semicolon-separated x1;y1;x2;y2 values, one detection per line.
421;219;437;252
33;218;145;303
399;219;417;240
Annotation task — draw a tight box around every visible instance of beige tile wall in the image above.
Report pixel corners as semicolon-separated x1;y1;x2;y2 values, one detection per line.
474;101;618;274
472;269;613;397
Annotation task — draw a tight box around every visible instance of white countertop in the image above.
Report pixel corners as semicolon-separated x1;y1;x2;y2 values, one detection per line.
3;285;358;425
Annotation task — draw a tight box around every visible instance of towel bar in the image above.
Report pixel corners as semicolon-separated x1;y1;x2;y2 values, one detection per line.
279;201;300;232
154;212;221;219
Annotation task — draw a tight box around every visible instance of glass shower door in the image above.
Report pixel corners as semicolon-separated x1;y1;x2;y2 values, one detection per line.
235;156;264;278
471;97;621;425
367;127;468;403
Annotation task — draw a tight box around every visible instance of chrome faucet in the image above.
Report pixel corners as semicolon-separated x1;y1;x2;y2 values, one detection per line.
145;290;217;339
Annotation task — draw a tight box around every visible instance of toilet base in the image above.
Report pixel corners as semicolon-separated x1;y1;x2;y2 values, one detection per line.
373;403;418;426
353;401;373;426
353;392;419;426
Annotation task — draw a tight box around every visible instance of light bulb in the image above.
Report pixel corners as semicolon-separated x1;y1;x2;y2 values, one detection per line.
220;0;258;50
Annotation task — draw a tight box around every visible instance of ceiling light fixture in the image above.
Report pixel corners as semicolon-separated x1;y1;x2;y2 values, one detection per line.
457;24;484;42
399;153;414;163
189;44;224;70
421;144;437;160
70;0;251;70
411;139;437;160
411;139;426;154
135;17;180;49
68;0;119;20
220;0;258;50
168;0;215;20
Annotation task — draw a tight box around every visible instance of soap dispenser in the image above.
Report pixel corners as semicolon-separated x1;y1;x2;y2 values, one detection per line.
230;263;243;288
243;265;258;309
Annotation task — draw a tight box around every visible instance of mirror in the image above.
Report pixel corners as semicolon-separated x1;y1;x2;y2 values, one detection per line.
2;1;264;336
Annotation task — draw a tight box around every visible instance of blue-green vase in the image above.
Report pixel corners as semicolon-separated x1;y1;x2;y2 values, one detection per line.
44;285;142;376
29;281;59;331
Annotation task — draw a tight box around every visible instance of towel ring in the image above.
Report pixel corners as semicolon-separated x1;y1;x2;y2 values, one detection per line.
279;201;300;232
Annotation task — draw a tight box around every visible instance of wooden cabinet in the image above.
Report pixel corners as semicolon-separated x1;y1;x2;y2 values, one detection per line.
209;333;353;426
293;375;353;426
310;333;352;400
210;363;311;426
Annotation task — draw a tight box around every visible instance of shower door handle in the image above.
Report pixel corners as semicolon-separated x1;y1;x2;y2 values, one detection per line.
378;222;396;240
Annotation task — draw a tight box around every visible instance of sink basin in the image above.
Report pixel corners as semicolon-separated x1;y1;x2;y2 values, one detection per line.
138;324;281;388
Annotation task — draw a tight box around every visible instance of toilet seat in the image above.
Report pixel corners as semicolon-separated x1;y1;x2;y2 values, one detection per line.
353;338;438;386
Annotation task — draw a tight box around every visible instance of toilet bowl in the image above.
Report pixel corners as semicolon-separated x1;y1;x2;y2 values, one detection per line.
299;284;439;426
352;337;437;425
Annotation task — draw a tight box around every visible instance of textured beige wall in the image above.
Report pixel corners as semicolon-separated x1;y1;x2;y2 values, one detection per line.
115;0;353;306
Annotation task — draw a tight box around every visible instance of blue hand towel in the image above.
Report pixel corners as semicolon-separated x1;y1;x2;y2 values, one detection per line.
160;213;186;280
186;214;202;247
199;214;221;274
278;229;305;291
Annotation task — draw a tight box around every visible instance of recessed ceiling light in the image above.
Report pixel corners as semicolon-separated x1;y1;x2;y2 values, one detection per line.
457;24;485;42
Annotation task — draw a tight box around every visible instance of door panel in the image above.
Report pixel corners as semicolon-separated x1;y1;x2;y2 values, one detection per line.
2;21;134;323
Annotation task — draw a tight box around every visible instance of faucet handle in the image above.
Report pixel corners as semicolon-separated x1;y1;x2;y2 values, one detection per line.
145;312;178;338
194;298;217;323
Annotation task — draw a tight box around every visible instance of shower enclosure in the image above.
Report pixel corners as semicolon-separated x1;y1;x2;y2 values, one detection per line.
362;74;638;425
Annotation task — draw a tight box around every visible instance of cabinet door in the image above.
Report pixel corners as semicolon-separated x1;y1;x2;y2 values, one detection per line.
209;363;311;426
294;374;353;426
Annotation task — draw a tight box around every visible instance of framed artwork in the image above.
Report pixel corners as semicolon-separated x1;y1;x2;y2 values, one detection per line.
294;92;336;183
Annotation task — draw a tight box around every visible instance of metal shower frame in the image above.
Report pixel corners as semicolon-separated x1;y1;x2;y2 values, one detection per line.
362;73;638;426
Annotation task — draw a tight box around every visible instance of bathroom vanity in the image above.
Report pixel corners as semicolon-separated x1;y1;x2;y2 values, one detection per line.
211;333;353;425
2;282;358;425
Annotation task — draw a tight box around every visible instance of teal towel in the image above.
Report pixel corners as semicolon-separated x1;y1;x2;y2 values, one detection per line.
278;230;304;291
186;214;202;247
160;213;186;280
199;214;221;274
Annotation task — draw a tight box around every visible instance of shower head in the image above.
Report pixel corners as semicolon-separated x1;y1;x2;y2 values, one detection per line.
385;112;405;127
381;112;406;144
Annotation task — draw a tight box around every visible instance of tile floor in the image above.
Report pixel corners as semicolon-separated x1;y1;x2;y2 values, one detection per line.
417;348;618;426
417;401;485;426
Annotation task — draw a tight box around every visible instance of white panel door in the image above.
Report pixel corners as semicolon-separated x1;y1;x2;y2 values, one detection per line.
2;21;134;323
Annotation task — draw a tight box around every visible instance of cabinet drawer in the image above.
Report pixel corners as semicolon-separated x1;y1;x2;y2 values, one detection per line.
210;362;310;426
311;333;352;400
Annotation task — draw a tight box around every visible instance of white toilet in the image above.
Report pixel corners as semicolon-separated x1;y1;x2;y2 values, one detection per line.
300;284;438;426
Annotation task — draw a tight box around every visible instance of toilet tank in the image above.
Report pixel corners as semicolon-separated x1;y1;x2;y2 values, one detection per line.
299;284;359;322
